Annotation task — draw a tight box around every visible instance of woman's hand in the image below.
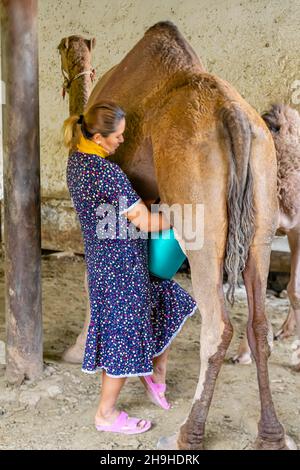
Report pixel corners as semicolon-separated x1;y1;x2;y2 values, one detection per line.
124;200;171;233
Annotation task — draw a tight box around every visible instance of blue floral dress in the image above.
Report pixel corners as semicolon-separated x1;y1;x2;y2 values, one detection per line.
67;151;197;377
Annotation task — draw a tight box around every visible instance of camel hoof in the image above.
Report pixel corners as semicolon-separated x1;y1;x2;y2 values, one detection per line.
61;344;84;364
254;434;297;450
231;352;252;365
274;327;295;341
274;329;282;341
157;434;178;450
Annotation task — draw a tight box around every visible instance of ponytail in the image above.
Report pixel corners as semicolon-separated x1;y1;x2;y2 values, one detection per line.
62;101;125;151
63;115;81;150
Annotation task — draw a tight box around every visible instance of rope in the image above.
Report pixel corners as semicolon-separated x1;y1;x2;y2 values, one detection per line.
61;67;96;99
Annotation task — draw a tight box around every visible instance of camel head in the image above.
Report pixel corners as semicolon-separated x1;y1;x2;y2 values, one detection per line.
262;104;300;138
57;35;96;100
262;103;300;219
261;104;300;160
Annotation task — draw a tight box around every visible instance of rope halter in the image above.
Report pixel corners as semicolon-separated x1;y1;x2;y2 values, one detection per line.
61;67;96;99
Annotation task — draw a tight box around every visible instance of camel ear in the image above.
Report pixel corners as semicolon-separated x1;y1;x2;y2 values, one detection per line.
261;111;281;133
85;38;96;51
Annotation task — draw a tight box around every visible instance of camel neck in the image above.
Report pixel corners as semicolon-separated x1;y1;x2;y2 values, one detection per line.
69;73;93;116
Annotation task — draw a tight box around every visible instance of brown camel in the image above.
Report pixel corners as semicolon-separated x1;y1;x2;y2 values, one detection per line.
233;104;300;371
58;22;294;450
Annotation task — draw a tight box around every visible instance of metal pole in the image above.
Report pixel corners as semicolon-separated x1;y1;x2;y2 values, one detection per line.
1;0;43;383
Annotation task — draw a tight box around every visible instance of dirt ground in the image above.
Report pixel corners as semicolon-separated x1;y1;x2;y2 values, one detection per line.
0;252;299;450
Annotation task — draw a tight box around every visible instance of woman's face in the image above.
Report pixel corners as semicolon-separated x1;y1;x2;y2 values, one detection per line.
92;117;125;155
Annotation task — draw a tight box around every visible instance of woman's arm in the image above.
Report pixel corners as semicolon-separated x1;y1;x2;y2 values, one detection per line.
124;200;171;232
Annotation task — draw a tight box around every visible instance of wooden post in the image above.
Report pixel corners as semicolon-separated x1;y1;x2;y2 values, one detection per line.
1;0;43;383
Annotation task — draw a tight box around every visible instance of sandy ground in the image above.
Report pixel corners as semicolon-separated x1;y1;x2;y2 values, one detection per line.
0;252;299;450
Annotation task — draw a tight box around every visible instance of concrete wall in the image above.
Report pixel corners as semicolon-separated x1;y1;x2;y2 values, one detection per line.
1;0;300;251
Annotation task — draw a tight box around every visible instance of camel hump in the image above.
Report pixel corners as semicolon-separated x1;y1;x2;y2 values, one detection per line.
145;21;180;36
220;103;255;305
144;21;205;72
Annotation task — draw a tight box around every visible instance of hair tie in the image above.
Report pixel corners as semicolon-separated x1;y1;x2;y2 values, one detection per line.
77;114;84;125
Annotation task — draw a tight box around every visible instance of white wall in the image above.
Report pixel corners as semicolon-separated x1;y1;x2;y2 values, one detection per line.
38;0;300;199
0;0;299;250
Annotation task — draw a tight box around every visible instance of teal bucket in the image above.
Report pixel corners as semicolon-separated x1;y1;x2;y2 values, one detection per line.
148;228;187;280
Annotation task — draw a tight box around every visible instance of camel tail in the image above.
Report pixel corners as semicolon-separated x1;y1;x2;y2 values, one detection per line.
221;104;255;305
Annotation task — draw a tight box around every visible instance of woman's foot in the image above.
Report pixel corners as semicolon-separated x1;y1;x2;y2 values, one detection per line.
140;349;171;409
140;374;171;410
152;363;167;385
140;364;167;401
95;409;151;434
95;408;120;427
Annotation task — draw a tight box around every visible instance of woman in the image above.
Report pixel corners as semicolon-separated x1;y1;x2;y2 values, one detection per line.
63;101;197;434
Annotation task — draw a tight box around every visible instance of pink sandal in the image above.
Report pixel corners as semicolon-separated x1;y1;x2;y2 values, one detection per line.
144;375;171;410
95;411;151;435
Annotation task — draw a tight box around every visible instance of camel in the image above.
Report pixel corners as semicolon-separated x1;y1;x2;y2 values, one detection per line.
233;104;300;371
58;21;294;450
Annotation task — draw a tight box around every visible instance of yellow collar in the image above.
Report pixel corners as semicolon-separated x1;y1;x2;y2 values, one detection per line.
77;134;109;158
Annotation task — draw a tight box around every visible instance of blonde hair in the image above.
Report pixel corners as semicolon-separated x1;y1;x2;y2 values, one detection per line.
63;101;126;150
63;115;81;150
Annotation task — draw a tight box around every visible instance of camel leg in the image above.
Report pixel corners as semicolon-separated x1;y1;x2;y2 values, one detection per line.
243;245;293;449
274;306;296;340
231;334;252;364
62;270;90;363
158;247;233;450
232;316;274;366
274;230;300;341
285;230;300;370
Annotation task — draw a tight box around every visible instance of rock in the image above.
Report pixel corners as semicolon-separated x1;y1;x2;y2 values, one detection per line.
71;376;81;384
0;389;18;403
64;396;77;404
291;341;300;369
285;435;298;450
33;377;63;396
279;289;288;299
43;251;75;259
0;341;6;365
46;385;63;398
43;366;56;377
224;415;231;420
291;339;300;351
19;391;41;407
